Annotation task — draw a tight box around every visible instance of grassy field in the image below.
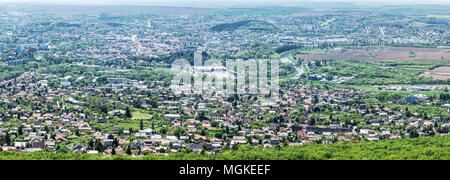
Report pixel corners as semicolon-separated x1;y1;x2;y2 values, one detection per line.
132;111;153;120
114;118;161;131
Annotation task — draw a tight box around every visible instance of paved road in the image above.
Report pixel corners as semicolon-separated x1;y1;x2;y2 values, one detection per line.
280;51;305;78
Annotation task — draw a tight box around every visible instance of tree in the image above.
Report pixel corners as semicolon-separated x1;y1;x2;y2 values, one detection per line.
313;95;319;104
150;98;158;108
18;126;23;135
4;132;11;146
126;145;132;155
88;139;94;150
211;121;219;127
315;61;321;67
95;139;105;152
101;105;108;114
173;127;186;138
410;130;419;138
309;118;316;125
198;111;207;121
140;120;144;130
125;107;132;119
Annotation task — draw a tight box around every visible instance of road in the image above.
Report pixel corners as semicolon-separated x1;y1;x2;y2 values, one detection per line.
280;50;305;78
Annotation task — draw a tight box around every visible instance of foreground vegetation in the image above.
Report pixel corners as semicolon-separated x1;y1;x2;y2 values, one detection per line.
309;60;450;85
1;135;448;160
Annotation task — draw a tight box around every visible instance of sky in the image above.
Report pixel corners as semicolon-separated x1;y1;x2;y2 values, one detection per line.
0;0;449;7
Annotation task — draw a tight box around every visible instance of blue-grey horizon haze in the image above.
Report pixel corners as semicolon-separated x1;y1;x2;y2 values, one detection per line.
0;0;449;7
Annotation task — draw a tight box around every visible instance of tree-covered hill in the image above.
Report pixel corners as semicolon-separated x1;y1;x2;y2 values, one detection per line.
210;20;277;32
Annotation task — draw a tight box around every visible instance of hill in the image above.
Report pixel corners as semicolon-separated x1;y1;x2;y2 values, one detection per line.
210;20;277;32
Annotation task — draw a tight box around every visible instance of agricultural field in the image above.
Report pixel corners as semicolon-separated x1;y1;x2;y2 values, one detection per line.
426;15;450;20
296;46;449;62
308;60;450;85
420;66;450;80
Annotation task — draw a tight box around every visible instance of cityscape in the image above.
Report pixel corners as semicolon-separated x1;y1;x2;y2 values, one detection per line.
0;1;449;160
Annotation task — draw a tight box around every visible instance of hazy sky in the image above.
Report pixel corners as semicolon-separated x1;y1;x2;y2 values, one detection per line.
0;0;449;7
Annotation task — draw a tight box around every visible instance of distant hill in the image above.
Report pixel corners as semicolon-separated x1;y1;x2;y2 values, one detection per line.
105;22;124;27
210;20;277;32
52;22;81;28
